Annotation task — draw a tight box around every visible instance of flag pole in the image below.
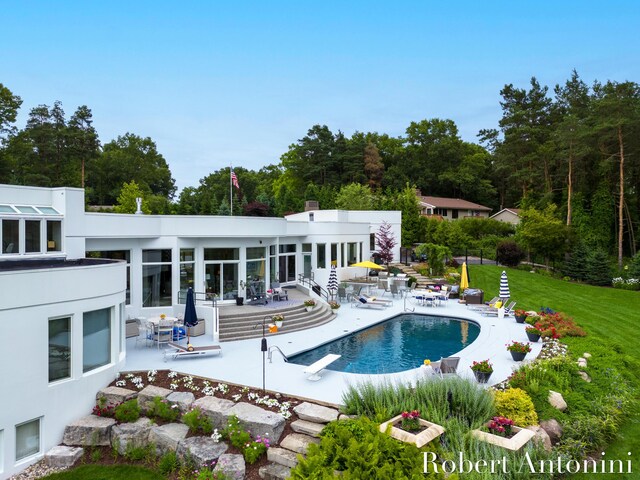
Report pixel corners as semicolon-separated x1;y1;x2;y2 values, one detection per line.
230;164;233;216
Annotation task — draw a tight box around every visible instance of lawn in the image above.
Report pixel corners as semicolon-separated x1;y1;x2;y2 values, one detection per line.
467;264;640;474
43;464;164;479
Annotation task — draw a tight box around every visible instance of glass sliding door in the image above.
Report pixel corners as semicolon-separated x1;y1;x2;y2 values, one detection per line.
205;262;238;301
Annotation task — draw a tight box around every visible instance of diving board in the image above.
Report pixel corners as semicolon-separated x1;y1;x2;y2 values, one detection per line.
303;353;341;381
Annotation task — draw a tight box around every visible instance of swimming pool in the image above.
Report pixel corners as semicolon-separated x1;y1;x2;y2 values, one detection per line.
288;313;479;374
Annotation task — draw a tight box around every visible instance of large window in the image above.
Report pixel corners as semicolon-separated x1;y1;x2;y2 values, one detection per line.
83;308;111;373
316;244;326;269
2;219;18;254
179;249;195;295
204;248;239;301
87;250;131;304
278;244;297;282
25;220;41;253
347;243;358;266
369;233;376;251
15;418;40;461
142;249;172;307
49;317;71;382
47;220;62;252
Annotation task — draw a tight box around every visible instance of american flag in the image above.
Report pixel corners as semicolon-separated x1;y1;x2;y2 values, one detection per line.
231;170;240;189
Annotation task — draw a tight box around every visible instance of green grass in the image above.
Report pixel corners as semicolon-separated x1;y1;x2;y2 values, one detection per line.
467;265;640;474
42;465;164;479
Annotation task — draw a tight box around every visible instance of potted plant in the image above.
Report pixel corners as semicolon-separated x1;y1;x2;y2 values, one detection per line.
379;410;445;448
400;410;421;432
514;309;528;324
329;301;340;314
471;416;535;451
303;299;316;312
272;314;284;328
470;359;493;383
525;325;542;342
506;341;532;361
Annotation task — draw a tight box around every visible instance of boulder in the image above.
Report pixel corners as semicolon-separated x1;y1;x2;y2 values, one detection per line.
110;418;153;454
62;415;116;446
267;447;299;468
45;446;84;468
279;433;320;455
149;423;189;455
176;436;228;467
167;391;195;413
577;358;588;368
137;385;173;413
259;463;292;480
540;419;563;445
583;352;592;359
525;426;552;452
293;402;340;423
548;390;568;411
578;371;592;383
226;402;286;443
213;453;245;480
291;419;324;437
96;386;137;406
193;396;235;429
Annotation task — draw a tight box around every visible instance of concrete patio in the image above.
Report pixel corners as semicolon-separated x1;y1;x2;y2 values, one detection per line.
124;293;542;405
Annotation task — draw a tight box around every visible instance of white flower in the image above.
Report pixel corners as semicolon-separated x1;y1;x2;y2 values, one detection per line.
211;429;222;443
115;380;126;387
170;383;178;390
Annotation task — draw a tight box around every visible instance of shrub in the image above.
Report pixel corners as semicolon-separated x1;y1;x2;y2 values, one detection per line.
496;240;525;267
243;438;268;464
182;407;213;435
124;442;155;462
114;399;140;423
222;415;251;450
612;277;640;290
534;311;586;338
585;249;612;286
494;388;539;426
157;451;180;475
147;396;180;422
562;241;589;281
414;243;451;276
629;252;640;278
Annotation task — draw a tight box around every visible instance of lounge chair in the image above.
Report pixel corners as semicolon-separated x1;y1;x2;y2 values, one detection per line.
362;294;393;306
467;297;500;310
352;295;386;309
163;341;222;361
304;353;341;381
432;356;460;377
481;301;516;317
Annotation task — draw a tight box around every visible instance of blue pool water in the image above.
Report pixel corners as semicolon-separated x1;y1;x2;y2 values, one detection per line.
288;313;479;374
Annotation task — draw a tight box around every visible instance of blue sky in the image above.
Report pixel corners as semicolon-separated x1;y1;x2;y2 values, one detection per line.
2;1;640;192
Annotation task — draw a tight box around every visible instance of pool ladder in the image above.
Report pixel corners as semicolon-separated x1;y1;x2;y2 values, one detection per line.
268;345;289;363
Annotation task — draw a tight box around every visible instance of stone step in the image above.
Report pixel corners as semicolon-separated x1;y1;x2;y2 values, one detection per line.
279;433;320;455
214;453;246;480
176;436;229;468
291;419;324;437
138;385;173;413
293;402;340;423
96;386;137;406
219;304;305;321
259;463;292;480
62;415;116;446
111;418;153;454
267;446;299;468
219;314;335;342
220;307;331;329
45;446;84;468
149;423;190;455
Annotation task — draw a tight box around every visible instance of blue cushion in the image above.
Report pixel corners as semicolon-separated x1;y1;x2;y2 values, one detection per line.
359;297;367;304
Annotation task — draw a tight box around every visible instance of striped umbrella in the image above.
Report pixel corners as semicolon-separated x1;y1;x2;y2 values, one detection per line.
327;265;339;299
499;270;510;299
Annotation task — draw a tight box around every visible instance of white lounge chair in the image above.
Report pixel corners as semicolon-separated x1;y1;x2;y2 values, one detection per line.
353;295;386;309
164;341;222;361
303;353;341;381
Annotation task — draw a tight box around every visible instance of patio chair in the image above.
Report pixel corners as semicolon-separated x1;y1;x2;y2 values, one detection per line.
352;295;386;309
362;294;393;306
164;341;222;361
271;282;289;301
135;318;151;348
433;356;460;378
337;286;347;302
153;319;174;349
481;301;516;317
467;297;500;310
390;283;400;298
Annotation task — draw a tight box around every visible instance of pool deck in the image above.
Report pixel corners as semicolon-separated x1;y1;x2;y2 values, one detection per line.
124;296;541;405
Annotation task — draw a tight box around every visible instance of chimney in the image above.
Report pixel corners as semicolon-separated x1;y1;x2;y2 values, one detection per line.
304;200;319;211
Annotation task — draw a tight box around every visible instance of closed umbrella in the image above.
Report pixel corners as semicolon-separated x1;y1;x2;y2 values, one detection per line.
183;287;198;348
499;270;510;300
327;265;339;300
460;262;469;291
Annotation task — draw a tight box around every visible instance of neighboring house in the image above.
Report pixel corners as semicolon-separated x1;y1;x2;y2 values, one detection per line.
417;194;492;220
0;183;401;478
490;208;521;225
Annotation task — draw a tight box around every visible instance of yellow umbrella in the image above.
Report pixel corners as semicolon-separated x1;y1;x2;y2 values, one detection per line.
460;262;469;291
350;260;385;270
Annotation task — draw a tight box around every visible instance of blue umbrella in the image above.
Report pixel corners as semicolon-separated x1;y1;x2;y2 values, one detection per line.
184;287;198;346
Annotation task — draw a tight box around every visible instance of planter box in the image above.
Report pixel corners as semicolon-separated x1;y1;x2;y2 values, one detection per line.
525;332;540;342
471;425;535;451
472;370;492;384
379;415;445;448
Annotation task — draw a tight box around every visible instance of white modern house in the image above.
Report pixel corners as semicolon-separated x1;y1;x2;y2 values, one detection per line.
0;183;401;478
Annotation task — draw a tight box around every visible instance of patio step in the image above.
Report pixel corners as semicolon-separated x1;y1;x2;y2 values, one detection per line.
218;306;336;342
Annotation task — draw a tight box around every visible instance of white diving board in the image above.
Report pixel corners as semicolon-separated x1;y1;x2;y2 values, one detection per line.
303;353;341;381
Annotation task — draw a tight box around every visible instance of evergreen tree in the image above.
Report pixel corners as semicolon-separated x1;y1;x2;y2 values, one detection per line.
585;249;612;286
562;241;590;281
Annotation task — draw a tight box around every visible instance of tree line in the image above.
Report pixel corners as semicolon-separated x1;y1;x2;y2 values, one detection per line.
1;70;639;265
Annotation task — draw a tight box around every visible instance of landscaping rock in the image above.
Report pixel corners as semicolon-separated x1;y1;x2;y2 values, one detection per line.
267;447;299;468
137;385;173;412
291;419;324;437
293;402;339;423
96;386;137;406
227;402;286;443
338;414;357;421
540;419;563;444
193;396;235;429
110;418;153;454
44;446;84;468
583;352;592;359
62;415;116;446
577;357;588;368
279;433;320;455
578;371;592;382
213;453;245;480
176;436;228;467
548;391;568;411
149;423;189;455
525;426;552;452
167;391;195;413
259;463;292;480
